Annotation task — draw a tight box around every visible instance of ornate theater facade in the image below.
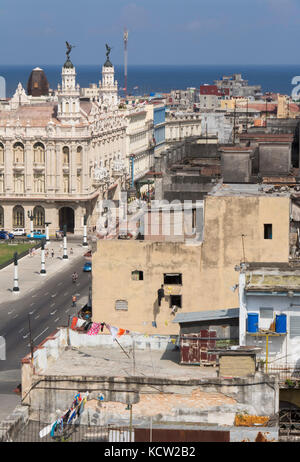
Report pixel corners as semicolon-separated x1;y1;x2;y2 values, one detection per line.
0;50;135;235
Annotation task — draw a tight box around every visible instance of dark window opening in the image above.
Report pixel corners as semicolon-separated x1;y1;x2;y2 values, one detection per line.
170;295;182;309
132;270;144;281
163;273;182;285
264;224;272;240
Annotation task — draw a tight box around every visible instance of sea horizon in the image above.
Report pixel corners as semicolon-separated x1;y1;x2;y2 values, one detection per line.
0;63;299;98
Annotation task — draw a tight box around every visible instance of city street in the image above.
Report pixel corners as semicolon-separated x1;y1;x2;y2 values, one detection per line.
0;241;91;422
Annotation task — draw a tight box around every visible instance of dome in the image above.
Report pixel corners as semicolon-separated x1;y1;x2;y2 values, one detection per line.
63;57;74;69
27;67;49;96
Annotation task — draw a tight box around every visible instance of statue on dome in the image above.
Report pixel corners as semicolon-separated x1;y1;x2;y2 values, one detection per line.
105;44;112;60
65;41;75;59
104;44;113;67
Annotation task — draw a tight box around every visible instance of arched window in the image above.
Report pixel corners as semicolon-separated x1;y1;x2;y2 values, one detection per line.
33;142;45;164
13;205;24;227
0;205;4;228
33;206;45;227
76;146;82;165
0;143;4;164
63;146;69;165
13;142;24;163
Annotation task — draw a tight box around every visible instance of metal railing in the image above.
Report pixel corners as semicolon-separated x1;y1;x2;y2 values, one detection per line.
8;420;134;443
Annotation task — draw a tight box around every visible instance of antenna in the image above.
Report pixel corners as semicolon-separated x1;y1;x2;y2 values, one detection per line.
123;28;128;95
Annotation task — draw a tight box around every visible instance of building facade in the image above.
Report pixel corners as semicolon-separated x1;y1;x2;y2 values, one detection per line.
0;52;131;235
92;192;290;334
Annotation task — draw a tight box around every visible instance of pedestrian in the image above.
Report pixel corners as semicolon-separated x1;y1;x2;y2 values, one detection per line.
51;249;54;258
70;247;73;255
158;284;165;307
72;295;77;307
45;250;49;258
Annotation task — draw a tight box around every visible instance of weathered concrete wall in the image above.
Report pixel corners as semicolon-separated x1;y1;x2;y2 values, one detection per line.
221;152;252;183
25;372;279;428
259;144;291;175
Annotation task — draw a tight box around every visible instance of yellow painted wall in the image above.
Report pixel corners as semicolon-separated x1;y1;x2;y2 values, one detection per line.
92;196;290;335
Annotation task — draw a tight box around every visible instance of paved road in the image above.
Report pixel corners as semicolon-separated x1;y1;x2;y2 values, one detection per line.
0;253;91;421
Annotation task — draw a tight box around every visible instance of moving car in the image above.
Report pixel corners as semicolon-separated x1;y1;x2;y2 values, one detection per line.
27;230;47;239
0;230;14;240
83;261;92;272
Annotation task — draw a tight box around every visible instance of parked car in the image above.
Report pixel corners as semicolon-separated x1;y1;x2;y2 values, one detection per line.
0;230;14;240
12;228;26;236
83;261;92;272
27;230;47;239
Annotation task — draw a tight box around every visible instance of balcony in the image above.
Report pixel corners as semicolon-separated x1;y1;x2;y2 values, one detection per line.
13;163;24;171
33;163;45;172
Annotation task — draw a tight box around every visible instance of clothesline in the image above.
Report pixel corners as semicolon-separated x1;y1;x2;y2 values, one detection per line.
70;317;177;343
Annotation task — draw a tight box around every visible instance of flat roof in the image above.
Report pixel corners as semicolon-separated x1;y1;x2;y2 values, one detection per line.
42;344;217;380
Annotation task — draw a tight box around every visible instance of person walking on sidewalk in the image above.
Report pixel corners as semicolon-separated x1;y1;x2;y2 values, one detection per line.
72;295;77;307
51;249;54;258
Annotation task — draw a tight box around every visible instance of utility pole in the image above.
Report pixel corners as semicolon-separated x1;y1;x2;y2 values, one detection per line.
241;234;246;263
233;100;236;145
28;313;34;360
123;28;128;95
246;98;249;133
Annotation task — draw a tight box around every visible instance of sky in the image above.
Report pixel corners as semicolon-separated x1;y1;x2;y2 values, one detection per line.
1;0;300;65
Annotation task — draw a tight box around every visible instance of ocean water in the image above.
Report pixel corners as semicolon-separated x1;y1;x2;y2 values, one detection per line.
0;64;300;98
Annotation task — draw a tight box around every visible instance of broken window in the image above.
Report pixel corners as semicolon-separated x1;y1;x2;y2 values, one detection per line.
131;270;144;281
264;224;272;240
115;300;128;311
163;273;182;285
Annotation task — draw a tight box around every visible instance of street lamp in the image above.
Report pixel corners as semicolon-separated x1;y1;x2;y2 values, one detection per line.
63;224;68;260
83;214;88;247
13;252;19;292
27;210;34;238
40;238;46;275
44;222;51;243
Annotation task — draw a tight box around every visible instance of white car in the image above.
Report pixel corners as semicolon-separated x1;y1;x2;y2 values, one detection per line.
12;228;26;236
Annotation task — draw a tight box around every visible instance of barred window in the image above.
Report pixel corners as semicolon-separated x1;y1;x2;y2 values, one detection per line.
115;300;128;311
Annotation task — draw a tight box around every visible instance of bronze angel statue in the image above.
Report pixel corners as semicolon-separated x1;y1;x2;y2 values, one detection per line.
105;43;112;60
66;41;75;58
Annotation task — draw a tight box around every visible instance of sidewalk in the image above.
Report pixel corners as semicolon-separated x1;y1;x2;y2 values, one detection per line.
0;240;89;304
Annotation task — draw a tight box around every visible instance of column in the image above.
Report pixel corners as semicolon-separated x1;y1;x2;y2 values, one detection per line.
56;144;62;193
4;141;13;193
70;143;77;194
82;144;89;193
25;142;33;193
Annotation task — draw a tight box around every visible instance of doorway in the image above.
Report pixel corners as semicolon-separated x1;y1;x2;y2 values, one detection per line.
59;207;75;233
